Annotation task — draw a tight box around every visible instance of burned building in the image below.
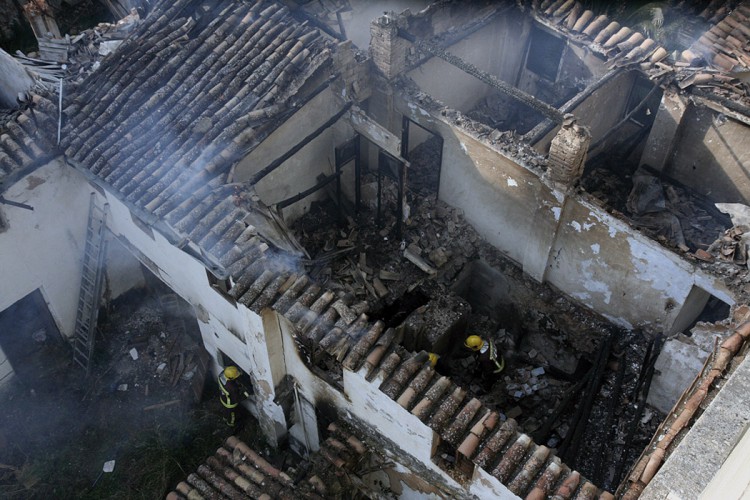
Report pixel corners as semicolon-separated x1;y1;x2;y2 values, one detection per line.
2;0;750;498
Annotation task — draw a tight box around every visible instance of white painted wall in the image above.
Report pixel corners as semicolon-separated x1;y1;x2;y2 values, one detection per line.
104;233;146;300
396;99;735;332
407;16;530;114
0;160;91;338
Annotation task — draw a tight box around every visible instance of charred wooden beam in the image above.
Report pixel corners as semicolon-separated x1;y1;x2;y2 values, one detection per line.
594;350;627;488
277;168;342;210
559;330;614;466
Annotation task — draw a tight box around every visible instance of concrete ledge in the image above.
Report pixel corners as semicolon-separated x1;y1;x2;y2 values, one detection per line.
641;354;750;500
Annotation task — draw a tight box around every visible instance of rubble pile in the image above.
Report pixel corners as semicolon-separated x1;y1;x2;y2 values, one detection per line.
96;287;208;405
64;10;139;82
293;136;662;486
583;166;730;252
467;91;545;134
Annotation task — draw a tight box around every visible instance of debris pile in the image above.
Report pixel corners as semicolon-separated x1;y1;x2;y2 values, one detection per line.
97;287;209;406
293;136;662;486
467;91;545;134
12;9;139;88
583;166;730;253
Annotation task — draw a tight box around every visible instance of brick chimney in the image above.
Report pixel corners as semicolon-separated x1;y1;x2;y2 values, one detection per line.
369;14;409;80
546;114;591;188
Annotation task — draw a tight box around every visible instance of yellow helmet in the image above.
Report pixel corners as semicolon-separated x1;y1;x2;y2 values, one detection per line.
464;335;484;351
428;353;439;368
224;366;240;380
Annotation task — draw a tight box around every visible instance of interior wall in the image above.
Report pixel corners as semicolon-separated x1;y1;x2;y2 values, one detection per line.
0;160;91;338
104;233;146;300
407;14;531;114
515;27;605;107
233;88;346;223
665;105;750;203
535;70;637;153
396;96;735;332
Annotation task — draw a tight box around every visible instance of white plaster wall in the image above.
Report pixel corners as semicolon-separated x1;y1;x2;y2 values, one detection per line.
104;233;146;299
534;70;637;153
397;100;735;332
545;198;734;331
647;335;706;414
666;106;750;204
0;160;91;337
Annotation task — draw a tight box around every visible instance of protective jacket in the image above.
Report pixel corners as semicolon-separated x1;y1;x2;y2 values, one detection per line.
477;339;505;374
218;373;243;408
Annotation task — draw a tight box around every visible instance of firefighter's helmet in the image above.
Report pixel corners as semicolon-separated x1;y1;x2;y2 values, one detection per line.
464;335;484;351
224;366;240;380
428;352;439;368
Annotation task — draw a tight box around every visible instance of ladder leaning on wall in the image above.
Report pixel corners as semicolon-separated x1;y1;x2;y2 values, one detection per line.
72;193;109;375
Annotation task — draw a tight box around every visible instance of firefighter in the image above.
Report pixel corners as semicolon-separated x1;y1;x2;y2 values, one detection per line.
218;366;252;427
428;352;439;368
464;335;504;387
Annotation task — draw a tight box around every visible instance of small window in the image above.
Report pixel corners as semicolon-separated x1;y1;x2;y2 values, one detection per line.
526;25;566;81
625;76;662;127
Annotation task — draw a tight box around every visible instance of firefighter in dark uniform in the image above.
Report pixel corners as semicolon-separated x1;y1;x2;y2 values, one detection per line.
464;335;504;388
218;366;252;427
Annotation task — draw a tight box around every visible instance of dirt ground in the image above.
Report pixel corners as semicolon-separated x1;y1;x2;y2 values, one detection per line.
0;285;279;499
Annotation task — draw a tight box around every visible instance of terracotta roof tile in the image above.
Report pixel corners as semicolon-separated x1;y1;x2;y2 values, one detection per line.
395;364;436;409
170;435;324;499
0;97;57;190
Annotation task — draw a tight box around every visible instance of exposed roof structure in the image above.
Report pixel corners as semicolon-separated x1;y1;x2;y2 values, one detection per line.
531;0;750;108
203;253;607;497
167;435;325;499
4;0;750;498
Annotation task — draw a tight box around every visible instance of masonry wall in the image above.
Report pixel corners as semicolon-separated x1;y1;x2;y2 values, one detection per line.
234;87;352;223
0;160;91;337
396;97;735;332
664;105;750;204
407;14;531;114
